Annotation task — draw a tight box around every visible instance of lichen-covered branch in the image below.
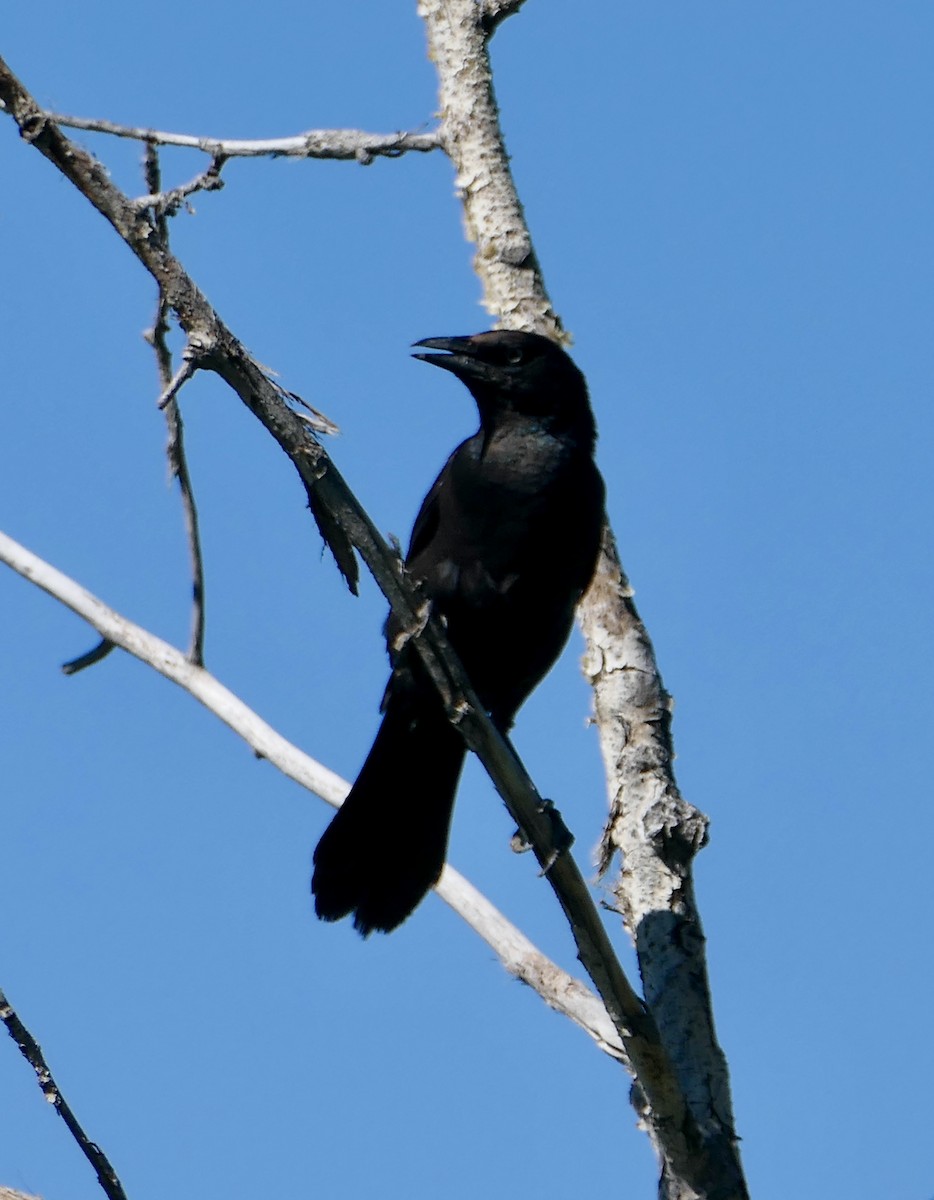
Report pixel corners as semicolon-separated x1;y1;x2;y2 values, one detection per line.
418;0;561;335
47;112;442;163
418;5;747;1197
580;529;744;1198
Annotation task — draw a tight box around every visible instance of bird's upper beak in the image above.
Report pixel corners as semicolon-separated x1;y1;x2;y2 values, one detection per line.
412;336;489;382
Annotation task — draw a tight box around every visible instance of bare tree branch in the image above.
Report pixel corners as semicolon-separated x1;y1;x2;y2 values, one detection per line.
0;988;129;1200
46;112;442;162
419;5;747;1197
153;357;197;411
581;529;743;1193
0;527;623;1062
480;0;529;33
418;0;561;335
133;151;226;218
144;144;207;666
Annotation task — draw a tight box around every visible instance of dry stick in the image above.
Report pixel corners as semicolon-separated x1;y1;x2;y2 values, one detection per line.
479;0;529;34
581;531;740;1149
144;143;207;667
132;152;226;218
0;54;673;1105
417;4;747;1198
0;528;624;1064
417;1;561;337
61;638;115;674
0;988;129;1200
46;113;441;162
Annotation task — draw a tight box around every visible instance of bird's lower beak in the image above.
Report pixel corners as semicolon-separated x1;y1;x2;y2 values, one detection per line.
412;336;480;376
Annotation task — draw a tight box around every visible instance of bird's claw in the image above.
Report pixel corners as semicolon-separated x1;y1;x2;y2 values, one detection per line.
509;798;574;874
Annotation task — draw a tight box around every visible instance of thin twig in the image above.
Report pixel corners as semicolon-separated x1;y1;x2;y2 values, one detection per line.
270;381;341;437
154;358;196;411
480;0;528;33
133;151;226;217
0;987;130;1200
61;637;115;675
144;144;206;666
47;113;442;162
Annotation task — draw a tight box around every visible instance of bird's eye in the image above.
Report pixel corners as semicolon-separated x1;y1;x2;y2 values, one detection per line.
506;347;524;365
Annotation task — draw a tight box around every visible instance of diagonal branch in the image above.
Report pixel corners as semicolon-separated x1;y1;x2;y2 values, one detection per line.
0;528;623;1063
0;987;129;1200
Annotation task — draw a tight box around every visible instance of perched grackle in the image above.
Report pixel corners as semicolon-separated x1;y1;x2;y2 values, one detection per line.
312;331;605;935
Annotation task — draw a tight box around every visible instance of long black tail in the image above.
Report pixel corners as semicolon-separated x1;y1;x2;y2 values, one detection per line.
312;698;466;935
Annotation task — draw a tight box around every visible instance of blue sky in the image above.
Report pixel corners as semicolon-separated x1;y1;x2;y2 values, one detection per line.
2;4;933;1198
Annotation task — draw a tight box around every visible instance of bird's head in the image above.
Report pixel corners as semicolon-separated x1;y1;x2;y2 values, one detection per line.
412;330;594;443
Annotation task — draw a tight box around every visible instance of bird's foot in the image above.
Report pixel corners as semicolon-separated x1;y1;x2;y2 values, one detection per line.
509;798;574;873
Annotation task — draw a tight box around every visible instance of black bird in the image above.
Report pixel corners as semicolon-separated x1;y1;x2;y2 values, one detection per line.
312;330;605;935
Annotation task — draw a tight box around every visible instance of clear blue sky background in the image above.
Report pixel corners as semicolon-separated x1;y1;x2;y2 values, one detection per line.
2;4;932;1198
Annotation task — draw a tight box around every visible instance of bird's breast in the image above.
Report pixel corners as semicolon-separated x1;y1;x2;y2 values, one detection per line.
459;425;576;500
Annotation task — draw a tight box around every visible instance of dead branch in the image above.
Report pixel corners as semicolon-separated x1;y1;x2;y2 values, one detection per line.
0;528;623;1062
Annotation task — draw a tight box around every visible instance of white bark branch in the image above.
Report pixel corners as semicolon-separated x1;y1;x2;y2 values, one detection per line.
418;0;561;335
0;528;623;1063
47;113;442;162
580;531;741;1162
419;5;747;1197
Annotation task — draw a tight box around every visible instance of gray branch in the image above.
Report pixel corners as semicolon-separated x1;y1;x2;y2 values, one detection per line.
144;144;207;667
0;988;129;1200
418;0;561;335
46;112;442;163
418;3;747;1197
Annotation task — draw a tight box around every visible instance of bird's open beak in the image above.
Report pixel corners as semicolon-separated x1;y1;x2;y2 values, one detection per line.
412;336;485;380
